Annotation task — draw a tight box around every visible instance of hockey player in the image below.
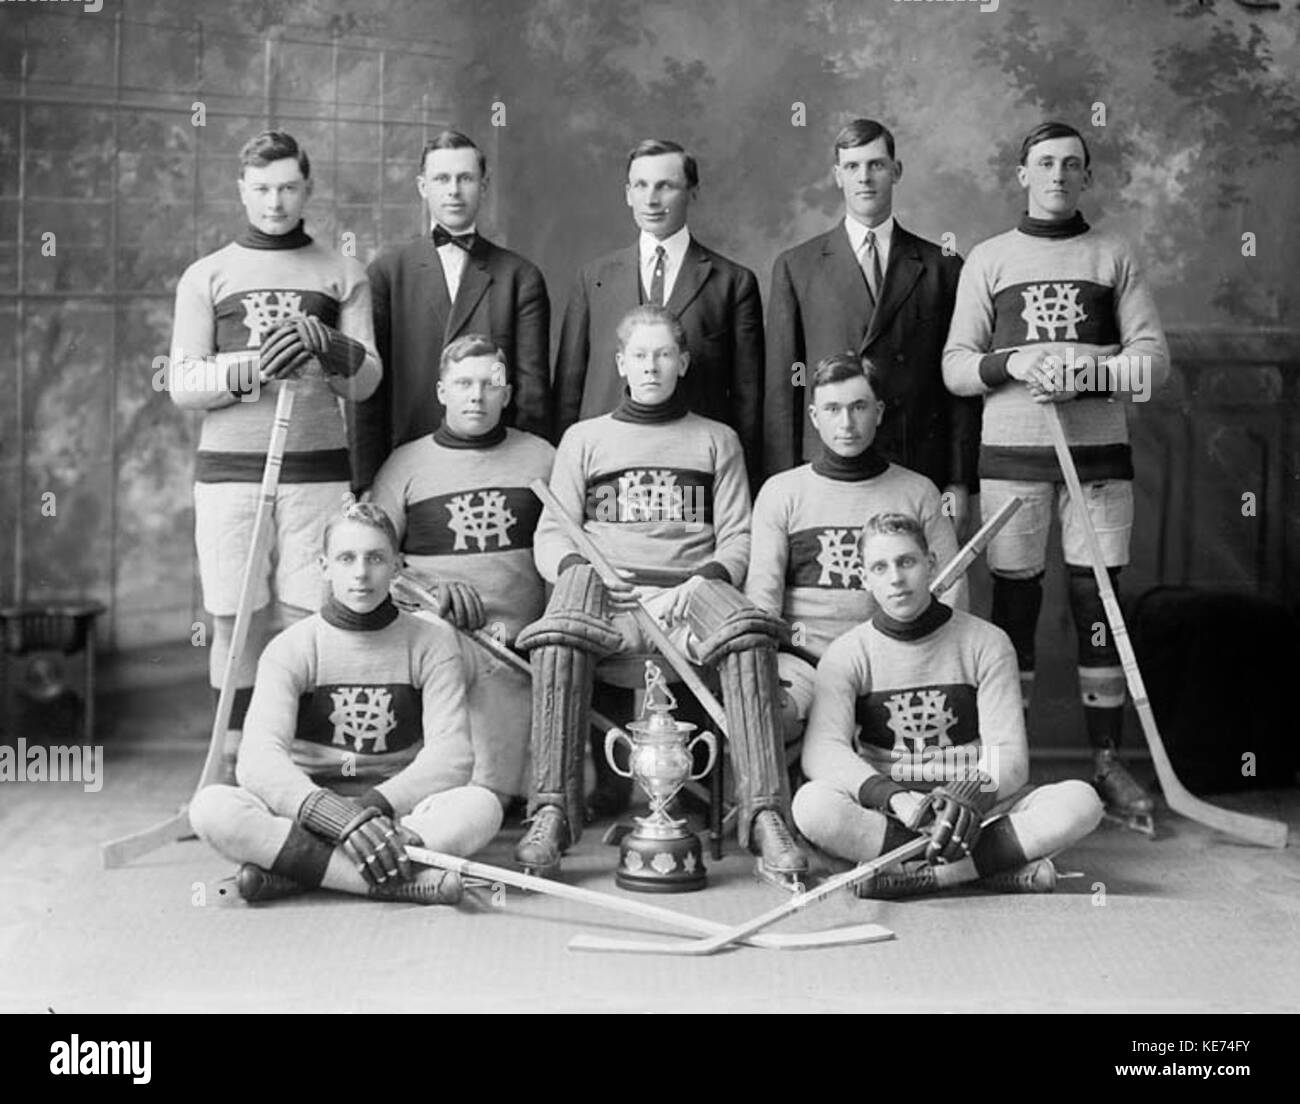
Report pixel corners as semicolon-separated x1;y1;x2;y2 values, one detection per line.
942;121;1169;834
793;512;1104;897
746;351;965;743
168;131;381;774
189;501;504;904
370;334;555;807
517;304;808;888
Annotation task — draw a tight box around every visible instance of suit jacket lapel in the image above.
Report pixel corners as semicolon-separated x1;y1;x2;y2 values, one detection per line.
445;240;493;342
665;239;712;316
820;226;874;345
416;236;454;323
862;225;923;349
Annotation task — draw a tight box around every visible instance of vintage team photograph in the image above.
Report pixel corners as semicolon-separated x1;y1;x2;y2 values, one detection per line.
0;0;1296;1031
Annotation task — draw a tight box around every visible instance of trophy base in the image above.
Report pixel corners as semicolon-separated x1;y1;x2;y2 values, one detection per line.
615;829;707;893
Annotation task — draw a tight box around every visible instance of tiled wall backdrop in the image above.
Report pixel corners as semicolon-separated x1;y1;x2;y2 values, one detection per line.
1;0;1296;653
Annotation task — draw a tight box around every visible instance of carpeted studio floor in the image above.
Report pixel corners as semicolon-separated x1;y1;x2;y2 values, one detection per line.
1;677;1298;1014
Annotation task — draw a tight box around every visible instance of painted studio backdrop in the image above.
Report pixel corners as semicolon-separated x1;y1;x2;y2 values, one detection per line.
0;0;1295;689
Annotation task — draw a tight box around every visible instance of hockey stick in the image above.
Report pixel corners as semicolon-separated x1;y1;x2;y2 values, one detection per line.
930;496;1021;597
1042;403;1286;849
101;379;298;868
566;834;929;955
390;570;633;745
530;479;732;737
406;845;895;951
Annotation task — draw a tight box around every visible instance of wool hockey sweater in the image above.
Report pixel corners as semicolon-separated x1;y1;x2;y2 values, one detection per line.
534;409;751;586
370;427;555;642
169;231;380;483
746;459;964;656
237;603;473;818
942;222;1168;483
803;604;1028;799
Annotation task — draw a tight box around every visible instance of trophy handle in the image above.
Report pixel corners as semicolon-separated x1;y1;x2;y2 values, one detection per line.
603;726;635;779
686;730;718;782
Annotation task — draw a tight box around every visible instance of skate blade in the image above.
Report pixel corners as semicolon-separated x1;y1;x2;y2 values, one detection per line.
754;858;806;895
1102;810;1157;840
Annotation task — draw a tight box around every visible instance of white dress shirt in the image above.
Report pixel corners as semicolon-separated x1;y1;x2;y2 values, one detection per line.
844;213;894;293
433;221;477;303
639;225;691;305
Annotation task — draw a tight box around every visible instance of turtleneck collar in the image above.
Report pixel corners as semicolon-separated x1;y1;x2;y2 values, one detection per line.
321;594;399;632
237;221;313;250
433;422;507;450
812;444;888;482
872;597;953;642
612;388;690;424
1017;211;1090;240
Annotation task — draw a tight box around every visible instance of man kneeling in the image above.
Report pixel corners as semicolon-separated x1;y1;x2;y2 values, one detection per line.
794;512;1103;897
191;502;503;904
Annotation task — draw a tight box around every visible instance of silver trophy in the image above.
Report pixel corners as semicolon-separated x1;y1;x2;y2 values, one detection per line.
604;661;718;892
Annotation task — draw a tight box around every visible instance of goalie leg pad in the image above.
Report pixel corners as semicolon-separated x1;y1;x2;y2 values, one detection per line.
684;578;788;666
515;565;621;839
714;639;792;849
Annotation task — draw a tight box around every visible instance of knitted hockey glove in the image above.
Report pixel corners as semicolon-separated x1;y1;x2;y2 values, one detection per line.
434;580;486;631
258;321;313;381
298;789;410;887
294;315;366;378
923;774;996;864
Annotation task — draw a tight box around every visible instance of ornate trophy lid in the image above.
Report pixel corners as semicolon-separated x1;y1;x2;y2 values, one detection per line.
629;661;695;741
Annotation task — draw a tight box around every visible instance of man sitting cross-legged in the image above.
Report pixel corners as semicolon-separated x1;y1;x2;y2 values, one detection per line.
517;303;808;890
793;512;1103;897
190;502;503;905
746;351;965;757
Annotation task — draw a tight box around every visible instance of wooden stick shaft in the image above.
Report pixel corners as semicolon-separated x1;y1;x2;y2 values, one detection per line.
567;834;929;955
101;381;298;868
392;570;630;738
929;496;1021;596
530;478;730;736
1042;404;1285;849
406;845;891;950
199;381;297;790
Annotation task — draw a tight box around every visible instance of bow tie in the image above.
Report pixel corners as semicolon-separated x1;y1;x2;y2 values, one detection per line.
433;227;476;252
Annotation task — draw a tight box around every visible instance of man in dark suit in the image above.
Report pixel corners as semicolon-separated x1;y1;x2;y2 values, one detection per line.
553;138;764;485
764;119;979;535
353;129;551;490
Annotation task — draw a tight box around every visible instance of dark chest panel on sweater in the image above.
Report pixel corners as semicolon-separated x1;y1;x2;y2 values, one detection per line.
403;486;542;556
585;467;714;525
855;683;979;751
213;289;339;352
787;526;865;590
296;683;422;755
990;280;1118;349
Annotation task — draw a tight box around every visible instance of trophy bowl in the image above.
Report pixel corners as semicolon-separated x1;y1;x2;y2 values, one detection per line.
604;662;718;893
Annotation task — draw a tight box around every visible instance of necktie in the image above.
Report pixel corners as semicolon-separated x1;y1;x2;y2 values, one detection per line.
433;226;476;252
649;245;666;306
859;229;883;307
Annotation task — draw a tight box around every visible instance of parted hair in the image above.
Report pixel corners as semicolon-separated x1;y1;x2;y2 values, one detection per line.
626;138;699;189
861;511;930;556
834;118;895;162
1019;120;1090;168
322;501;400;556
239;131;310;178
439;333;508;379
810;351;885;402
420;129;487;177
615;304;688;352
